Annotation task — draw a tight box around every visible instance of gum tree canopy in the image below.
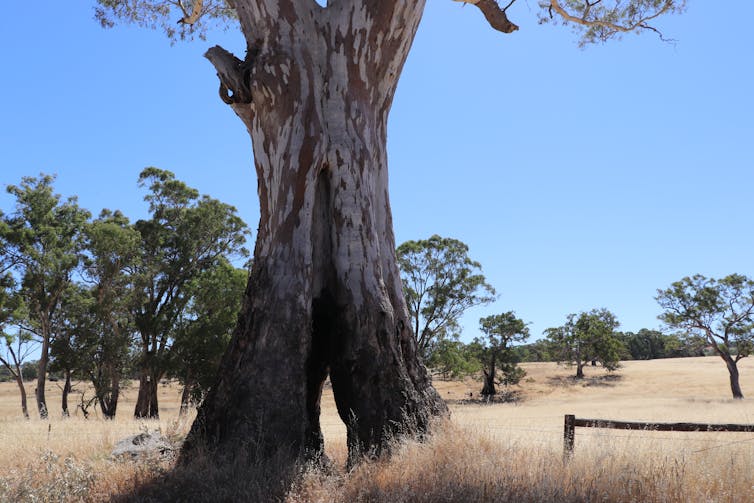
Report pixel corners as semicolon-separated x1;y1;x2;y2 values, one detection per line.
95;0;685;465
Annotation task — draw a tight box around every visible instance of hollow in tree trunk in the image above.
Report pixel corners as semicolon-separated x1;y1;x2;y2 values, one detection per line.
182;0;447;467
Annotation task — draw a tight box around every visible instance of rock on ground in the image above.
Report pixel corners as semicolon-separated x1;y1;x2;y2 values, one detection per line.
111;431;176;460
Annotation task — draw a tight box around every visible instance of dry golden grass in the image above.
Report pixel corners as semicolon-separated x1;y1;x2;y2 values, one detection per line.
1;357;753;501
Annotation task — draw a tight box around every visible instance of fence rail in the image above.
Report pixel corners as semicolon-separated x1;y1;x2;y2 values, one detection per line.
563;414;754;458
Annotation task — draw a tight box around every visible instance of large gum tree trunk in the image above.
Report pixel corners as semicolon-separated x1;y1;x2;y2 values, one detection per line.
183;0;447;465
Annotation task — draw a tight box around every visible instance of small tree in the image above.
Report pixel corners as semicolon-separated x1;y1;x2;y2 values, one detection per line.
546;309;622;378
171;259;247;415
48;285;90;417
397;235;496;360
474;312;529;398
131;168;249;418
657;274;754;399
1;174;90;418
0;272;35;419
80;210;141;419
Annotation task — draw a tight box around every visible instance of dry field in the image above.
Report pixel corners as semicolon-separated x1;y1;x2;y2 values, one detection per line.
1;357;753;502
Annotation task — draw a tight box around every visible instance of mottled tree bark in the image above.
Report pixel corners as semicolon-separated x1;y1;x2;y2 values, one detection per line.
183;0;447;466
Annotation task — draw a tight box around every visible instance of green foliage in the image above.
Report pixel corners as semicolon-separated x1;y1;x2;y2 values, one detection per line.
397;235;496;359
94;0;236;41
473;312;530;393
1;170;251;417
657;274;754;361
131;168;249;412
617;328;699;360
512;339;559;362
1;175;90;336
170;259;247;403
1;174;90;415
545;308;623;377
536;0;687;46
426;338;482;379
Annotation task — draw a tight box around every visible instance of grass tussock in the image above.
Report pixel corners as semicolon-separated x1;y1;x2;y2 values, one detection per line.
287;421;751;503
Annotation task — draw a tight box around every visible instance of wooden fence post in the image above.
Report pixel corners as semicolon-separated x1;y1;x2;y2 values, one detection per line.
563;414;575;461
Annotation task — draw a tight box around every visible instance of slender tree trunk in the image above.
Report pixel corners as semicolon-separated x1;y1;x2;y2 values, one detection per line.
99;371;121;419
36;333;49;419
14;373;29;420
576;360;585;379
179;376;194;417
61;370;71;417
722;355;744;399
183;0;446;467
134;369;160;418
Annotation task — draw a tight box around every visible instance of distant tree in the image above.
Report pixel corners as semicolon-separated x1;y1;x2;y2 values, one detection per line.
131;168;249;418
546;309;622;378
657;274;754;399
473;312;529;398
617;328;696;360
0;272;35;419
48;284;92;417
513;339;559;363
171;259;247;415
1;174;90;418
397;235;495;360
426;338;482;380
619;329;665;360
78;210;141;419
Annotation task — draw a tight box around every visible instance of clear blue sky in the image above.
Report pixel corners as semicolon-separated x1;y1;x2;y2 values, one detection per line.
1;2;753;342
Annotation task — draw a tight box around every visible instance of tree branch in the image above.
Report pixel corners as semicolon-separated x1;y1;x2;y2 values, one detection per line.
204;45;253;105
547;0;675;39
176;0;205;25
455;0;520;34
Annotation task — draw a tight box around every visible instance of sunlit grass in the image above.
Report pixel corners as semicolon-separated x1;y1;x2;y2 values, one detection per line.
0;357;752;501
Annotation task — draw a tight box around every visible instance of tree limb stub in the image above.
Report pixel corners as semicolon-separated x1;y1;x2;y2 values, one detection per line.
204;45;252;105
456;0;520;34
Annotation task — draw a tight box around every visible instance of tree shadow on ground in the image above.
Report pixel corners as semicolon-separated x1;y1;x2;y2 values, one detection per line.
444;389;523;406
547;374;623;388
